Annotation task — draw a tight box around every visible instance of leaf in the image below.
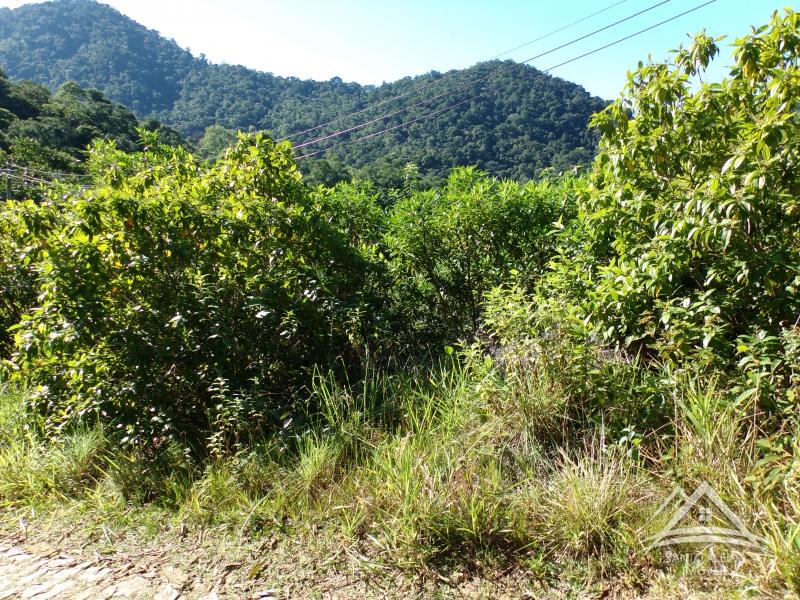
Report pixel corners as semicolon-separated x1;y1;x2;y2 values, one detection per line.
721;156;736;174
736;388;758;403
247;559;268;580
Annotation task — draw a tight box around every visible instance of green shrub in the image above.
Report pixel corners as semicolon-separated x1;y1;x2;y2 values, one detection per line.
0;199;59;358
574;12;800;376
384;167;578;347
8;132;381;453
308;181;392;360
482;284;672;443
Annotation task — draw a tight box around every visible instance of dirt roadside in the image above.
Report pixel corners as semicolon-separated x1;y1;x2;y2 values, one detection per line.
0;532;282;600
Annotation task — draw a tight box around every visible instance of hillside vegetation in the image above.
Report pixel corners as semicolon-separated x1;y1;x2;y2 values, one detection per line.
0;65;184;185
0;8;798;598
0;0;606;182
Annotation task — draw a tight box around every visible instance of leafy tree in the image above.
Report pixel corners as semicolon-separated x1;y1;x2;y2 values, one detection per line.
528;11;800;411
0;0;195;114
0;67;188;198
299;155;352;188
0;78;49;119
9;133;381;453
386;167;577;345
197;125;237;161
0;199;56;358
141;117;189;148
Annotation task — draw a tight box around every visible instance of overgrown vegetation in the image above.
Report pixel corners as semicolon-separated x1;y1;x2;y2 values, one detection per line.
0;65;185;194
0;9;798;598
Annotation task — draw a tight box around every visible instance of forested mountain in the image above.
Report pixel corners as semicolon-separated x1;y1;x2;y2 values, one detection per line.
0;65;183;189
0;0;608;181
0;0;194;115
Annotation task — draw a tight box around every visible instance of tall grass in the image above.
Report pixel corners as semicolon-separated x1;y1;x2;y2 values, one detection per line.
0;385;109;508
0;352;798;594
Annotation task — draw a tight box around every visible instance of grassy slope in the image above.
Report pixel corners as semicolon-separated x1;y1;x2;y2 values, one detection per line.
1;352;798;598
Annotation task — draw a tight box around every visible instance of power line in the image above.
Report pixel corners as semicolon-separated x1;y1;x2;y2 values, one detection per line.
4;168;91;189
295;0;718;161
487;0;634;61
5;174;93;194
5;162;90;181
11;165;90;180
279;0;635;144
292;0;673;152
8;172;65;186
7;162;90;179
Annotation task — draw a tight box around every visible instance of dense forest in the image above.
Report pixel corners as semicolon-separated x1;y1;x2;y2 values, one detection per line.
0;65;184;193
0;0;607;183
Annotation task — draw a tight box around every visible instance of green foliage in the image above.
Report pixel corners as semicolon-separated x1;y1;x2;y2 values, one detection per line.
0;199;58;358
0;66;188;191
582;13;800;367
542;451;644;558
0;0;195;115
482;284;671;444
8;133;380;453
196;125;237;161
0;68;190;351
9;81;140;153
0;386;109;507
0;78;49;119
298;155;352;188
0;0;607;181
0;8;798;597
385;168;576;344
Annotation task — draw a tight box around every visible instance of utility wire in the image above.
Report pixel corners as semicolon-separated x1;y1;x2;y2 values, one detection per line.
8;173;64;185
7;162;90;180
279;0;634;143
5;174;93;194
295;0;718;161
12;165;90;179
292;0;673;151
5;162;90;181
487;0;634;61
5;169;90;187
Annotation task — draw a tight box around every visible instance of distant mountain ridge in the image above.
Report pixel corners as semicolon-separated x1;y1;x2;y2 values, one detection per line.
0;0;608;180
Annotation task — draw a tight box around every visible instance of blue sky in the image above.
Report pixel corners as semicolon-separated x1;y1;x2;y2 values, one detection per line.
0;0;791;98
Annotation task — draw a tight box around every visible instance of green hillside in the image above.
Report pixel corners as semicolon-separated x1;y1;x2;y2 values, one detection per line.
0;0;607;181
0;65;183;192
